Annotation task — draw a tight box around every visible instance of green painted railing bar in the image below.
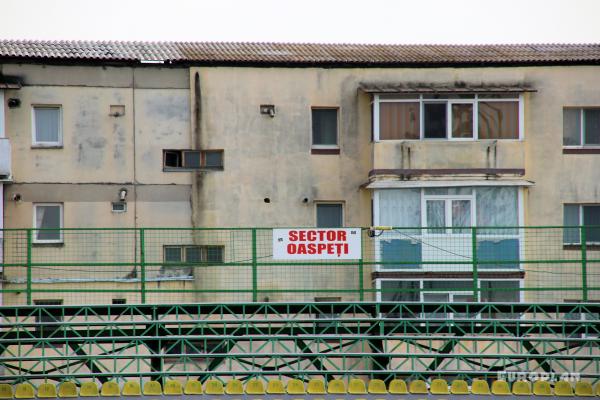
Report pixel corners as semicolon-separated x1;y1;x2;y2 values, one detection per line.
26;228;32;305
471;226;477;299
581;225;588;301
251;228;258;302
140;228;146;304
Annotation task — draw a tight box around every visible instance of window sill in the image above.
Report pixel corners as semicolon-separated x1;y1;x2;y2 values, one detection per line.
31;144;63;149
311;148;340;155
563;148;600;154
32;242;64;247
563;244;600;250
163;167;224;172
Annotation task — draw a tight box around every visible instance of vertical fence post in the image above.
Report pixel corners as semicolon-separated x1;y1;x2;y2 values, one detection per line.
471;226;478;301
581;226;588;302
251;228;258;302
358;229;364;301
26;228;32;305
140;228;146;304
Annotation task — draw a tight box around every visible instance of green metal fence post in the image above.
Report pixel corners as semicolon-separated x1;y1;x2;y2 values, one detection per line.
252;228;258;302
471;226;478;301
26;229;32;305
581;226;588;301
359;229;364;301
140;228;146;304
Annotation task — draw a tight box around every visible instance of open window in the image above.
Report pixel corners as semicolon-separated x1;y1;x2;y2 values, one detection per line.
163;150;223;170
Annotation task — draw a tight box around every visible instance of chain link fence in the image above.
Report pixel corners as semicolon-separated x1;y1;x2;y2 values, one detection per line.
0;226;598;305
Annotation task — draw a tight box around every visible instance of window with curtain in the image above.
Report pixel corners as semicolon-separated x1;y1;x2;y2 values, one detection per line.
379;102;420;140
33;204;63;243
478;102;519;139
33;106;61;145
312;108;338;147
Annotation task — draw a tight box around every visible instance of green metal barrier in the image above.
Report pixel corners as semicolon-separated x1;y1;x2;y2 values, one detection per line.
0;226;599;305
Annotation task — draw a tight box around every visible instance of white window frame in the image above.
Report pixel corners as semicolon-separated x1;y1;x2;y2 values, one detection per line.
375;278;523;304
33;203;64;244
311;106;340;150
421;192;476;235
31;105;63;147
563;107;600;149
373;94;523;142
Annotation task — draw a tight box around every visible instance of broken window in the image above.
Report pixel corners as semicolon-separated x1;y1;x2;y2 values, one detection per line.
163;150;224;170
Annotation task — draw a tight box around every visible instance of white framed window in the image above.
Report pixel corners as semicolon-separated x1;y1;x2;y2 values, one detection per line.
422;188;475;234
33;203;63;243
373;93;522;141
316;202;344;228
311;107;339;150
160;245;224;278
32;106;62;146
563;108;600;147
563;204;600;245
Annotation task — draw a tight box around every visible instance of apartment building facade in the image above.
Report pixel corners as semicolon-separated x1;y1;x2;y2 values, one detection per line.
0;41;599;306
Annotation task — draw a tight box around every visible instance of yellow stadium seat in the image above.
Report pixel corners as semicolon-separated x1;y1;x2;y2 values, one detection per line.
204;380;224;395
225;379;243;395
533;380;552;396
143;381;162;396
286;379;305;394
596;383;600;396
348;379;367;394
307;379;326;394
512;380;531;395
163;380;183;396
245;380;265;395
575;381;594;397
121;382;140;397
58;382;78;398
79;383;99;397
184;380;202;395
491;380;510;395
471;379;491;395
0;384;13;399
327;379;346;394
388;379;408;394
555;380;574;396
409;380;427;394
430;379;449;395
450;380;469;395
367;379;387;394
15;384;34;399
266;380;285;394
37;383;57;398
100;381;120;397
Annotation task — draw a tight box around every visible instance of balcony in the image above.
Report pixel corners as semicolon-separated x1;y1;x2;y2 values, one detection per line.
0;138;10;179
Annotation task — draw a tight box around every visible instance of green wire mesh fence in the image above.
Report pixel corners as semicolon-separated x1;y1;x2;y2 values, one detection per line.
0;226;599;305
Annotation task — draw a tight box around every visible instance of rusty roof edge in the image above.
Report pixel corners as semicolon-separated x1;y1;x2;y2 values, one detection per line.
359;82;537;93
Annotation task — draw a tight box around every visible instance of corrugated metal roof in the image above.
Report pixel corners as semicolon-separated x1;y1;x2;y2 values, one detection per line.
0;40;599;65
359;83;536;93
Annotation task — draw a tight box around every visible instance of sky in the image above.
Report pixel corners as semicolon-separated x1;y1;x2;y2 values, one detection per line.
0;0;599;44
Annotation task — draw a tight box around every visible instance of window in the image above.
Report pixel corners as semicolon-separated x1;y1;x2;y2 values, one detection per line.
33;203;63;243
316;203;343;228
563;108;600;146
111;202;127;213
375;94;520;141
423;188;474;234
312;108;339;152
32;106;62;146
34;299;63;347
564;204;600;245
163;150;223;170
160;245;224;278
112;298;126;305
162;340;221;364
314;297;341;328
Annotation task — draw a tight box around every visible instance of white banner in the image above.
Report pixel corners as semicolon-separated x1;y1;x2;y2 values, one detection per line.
272;228;361;260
